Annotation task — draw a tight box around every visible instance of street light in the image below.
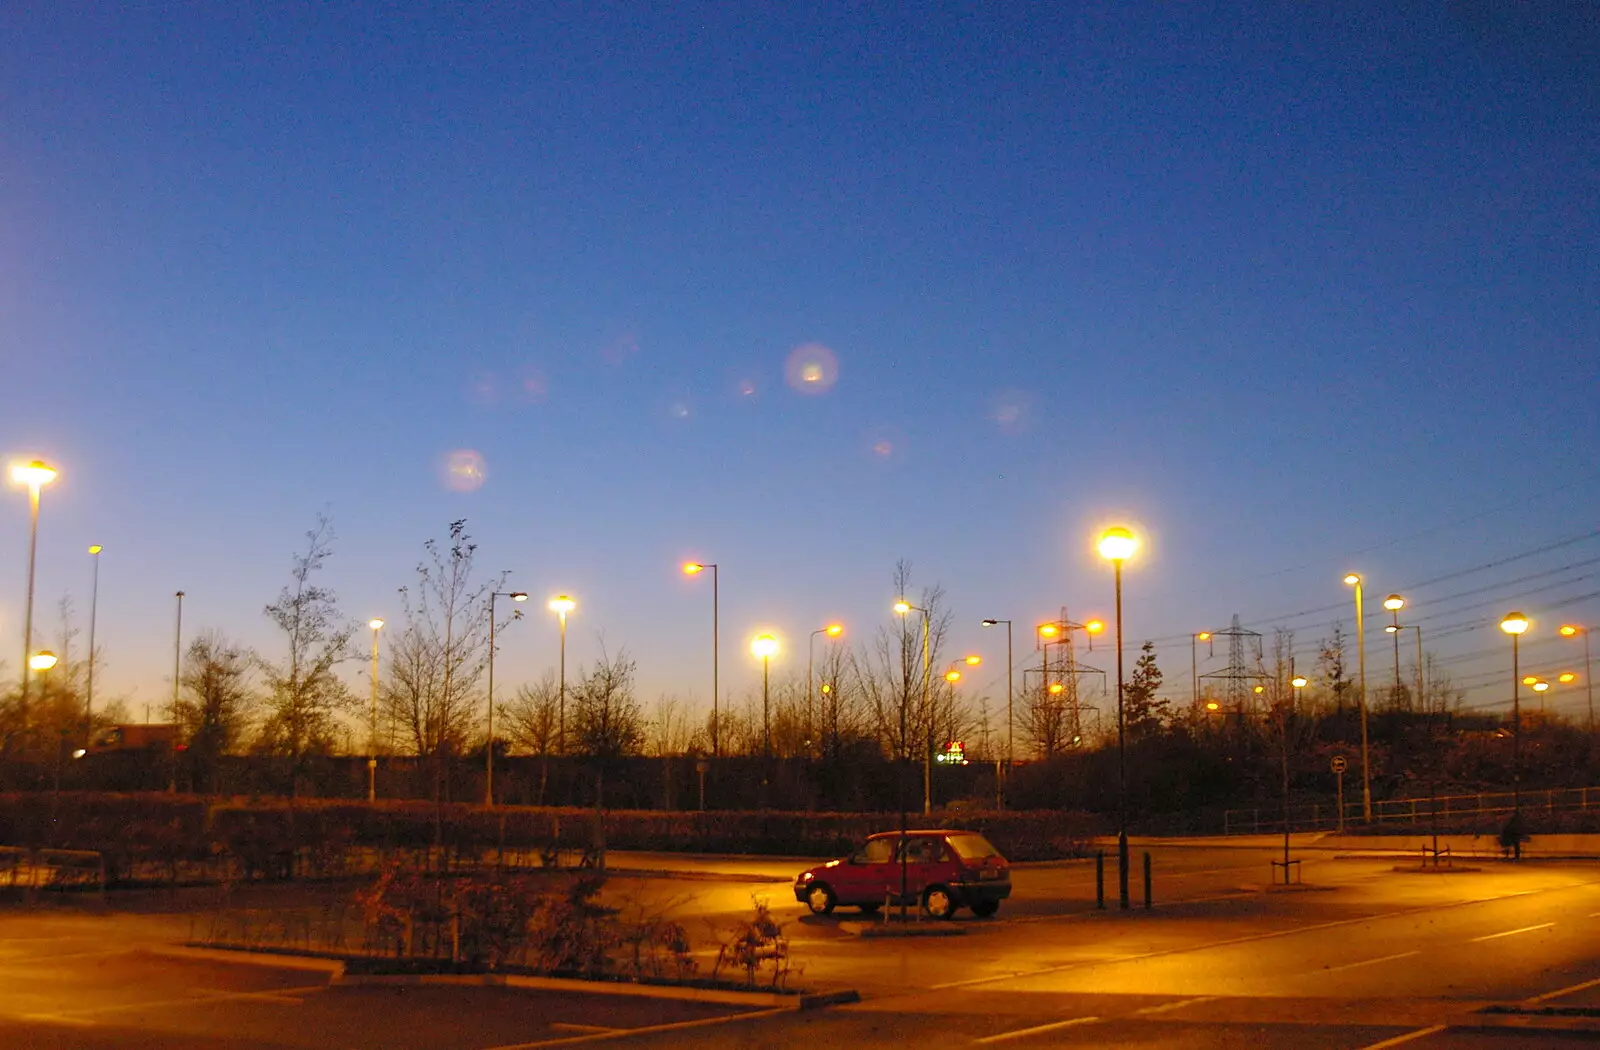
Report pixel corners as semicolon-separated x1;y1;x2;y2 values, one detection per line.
86;545;103;741
1559;625;1594;733
1559;672;1577;684
1383;595;1407;708
894;600;934;814
751;634;779;763
549;596;577;755
367;618;383;802
1097;525;1137;910
980;619;1013;809
893;599;929;923
28;650;58;672
807;623;843;757
485;590;528;807
12;459;57;714
1344;574;1373;822
1276;669;1309;881
684;562;720;757
1500;611;1529;818
1192;631;1213;707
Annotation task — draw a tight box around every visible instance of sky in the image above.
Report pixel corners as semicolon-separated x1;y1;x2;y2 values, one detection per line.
2;3;1597;733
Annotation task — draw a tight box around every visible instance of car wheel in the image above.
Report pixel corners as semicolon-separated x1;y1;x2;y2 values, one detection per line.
922;885;957;920
805;883;837;916
970;899;1000;918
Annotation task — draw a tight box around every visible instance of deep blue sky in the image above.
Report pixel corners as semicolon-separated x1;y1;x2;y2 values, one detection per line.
3;3;1597;728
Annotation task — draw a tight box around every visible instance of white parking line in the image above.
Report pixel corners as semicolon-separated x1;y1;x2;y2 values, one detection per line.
484;1006;791;1049
1469;922;1554;942
1524;974;1600;1005
549;1023;622;1034
972;1015;1102;1044
1321;950;1420;974
1356;1024;1447;1049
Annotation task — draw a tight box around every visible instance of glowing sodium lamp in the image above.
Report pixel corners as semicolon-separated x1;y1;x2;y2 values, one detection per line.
509;592;528;602
369;618;385;630
1559;672;1578;684
1048;682;1064;694
1197;631;1211;641
1097;526;1137;562
825;623;843;637
1085;620;1106;634
1343;573;1362;586
682;562;706;575
751;634;779;659
1532;680;1550;693
28;651;58;671
89;544;103;555
1523;675;1540;685
11;461;57;488
945;671;962;683
1500;612;1530;636
893;601;912;615
1253;684;1265;694
1383;594;1405;612
1038;623;1059;638
1560;624;1581;637
549;595;576;614
1291;675;1309;689
1386;625;1400;634
964;654;982;666
1205;700;1220;711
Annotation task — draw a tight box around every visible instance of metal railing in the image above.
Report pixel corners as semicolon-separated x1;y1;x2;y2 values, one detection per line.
1223;786;1597;835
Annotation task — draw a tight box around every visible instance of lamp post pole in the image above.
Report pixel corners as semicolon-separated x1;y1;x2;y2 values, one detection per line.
981;619;1012;808
171;591;184;793
86;545;103;740
1561;626;1594;733
486;591;528;808
893;601;927;917
550;597;576;755
1501;612;1529;818
1098;527;1138;911
13;461;58;716
683;563;719;757
368;619;383;802
1345;575;1373;821
807;625;842;760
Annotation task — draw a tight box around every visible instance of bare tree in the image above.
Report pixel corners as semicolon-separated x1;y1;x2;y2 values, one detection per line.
572;641;645;807
503;672;560;756
258;517;355;772
176;631;256;792
382;520;510;768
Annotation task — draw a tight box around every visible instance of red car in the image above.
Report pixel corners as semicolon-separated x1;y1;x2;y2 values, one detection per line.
793;829;1011;919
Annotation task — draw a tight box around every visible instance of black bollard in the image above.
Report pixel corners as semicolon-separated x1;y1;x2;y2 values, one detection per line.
1143;851;1152;909
1095;850;1106;909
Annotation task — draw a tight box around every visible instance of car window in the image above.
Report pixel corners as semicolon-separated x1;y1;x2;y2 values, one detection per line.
947;833;1002;861
857;838;894;864
898;837;940;863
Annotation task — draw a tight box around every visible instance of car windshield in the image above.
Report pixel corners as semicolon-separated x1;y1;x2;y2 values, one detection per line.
947;834;1001;861
855;838;895;864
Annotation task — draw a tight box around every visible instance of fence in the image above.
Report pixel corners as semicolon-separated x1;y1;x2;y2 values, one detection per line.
1223;786;1598;835
0;846;106;899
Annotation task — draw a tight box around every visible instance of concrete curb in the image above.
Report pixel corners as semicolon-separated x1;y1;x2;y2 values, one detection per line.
837;920;967;938
152;944;348;977
167;942;857;1011
337;972;858;1010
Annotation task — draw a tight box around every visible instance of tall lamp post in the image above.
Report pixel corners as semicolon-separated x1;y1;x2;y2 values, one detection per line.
86;545;103;740
171;591;184;793
894;601;933;813
1386;621;1425;716
1192;631;1212;706
683;563;719;757
12;460;58;714
1097;525;1138;910
980;619;1013;808
1560;626;1594;733
807;624;843;757
892;600;929;921
1343;574;1373;822
549;596;577;754
367;618;383;802
485;590;528;807
1383;595;1407;708
751;634;779;771
1500;612;1529;818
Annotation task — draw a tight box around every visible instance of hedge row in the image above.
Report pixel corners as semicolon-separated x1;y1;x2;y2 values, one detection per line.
0;792;1098;884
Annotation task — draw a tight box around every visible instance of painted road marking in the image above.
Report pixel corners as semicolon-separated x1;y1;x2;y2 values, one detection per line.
1524;974;1600;1005
41;984;329;1018
972;1015;1102;1044
1321;950;1420;974
549;1024;622;1034
1356;1024;1447;1049
1469;922;1554;942
1132;996;1217;1015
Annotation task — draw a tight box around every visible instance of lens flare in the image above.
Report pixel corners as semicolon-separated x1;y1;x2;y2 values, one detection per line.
989;389;1033;433
784;342;839;394
737;378;757;397
519;366;549;403
440;449;488;492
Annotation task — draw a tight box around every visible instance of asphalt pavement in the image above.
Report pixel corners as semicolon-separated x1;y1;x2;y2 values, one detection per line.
2;838;1599;1047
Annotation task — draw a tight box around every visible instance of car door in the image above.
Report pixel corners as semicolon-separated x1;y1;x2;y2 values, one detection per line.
834;836;895;904
896;835;940;901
